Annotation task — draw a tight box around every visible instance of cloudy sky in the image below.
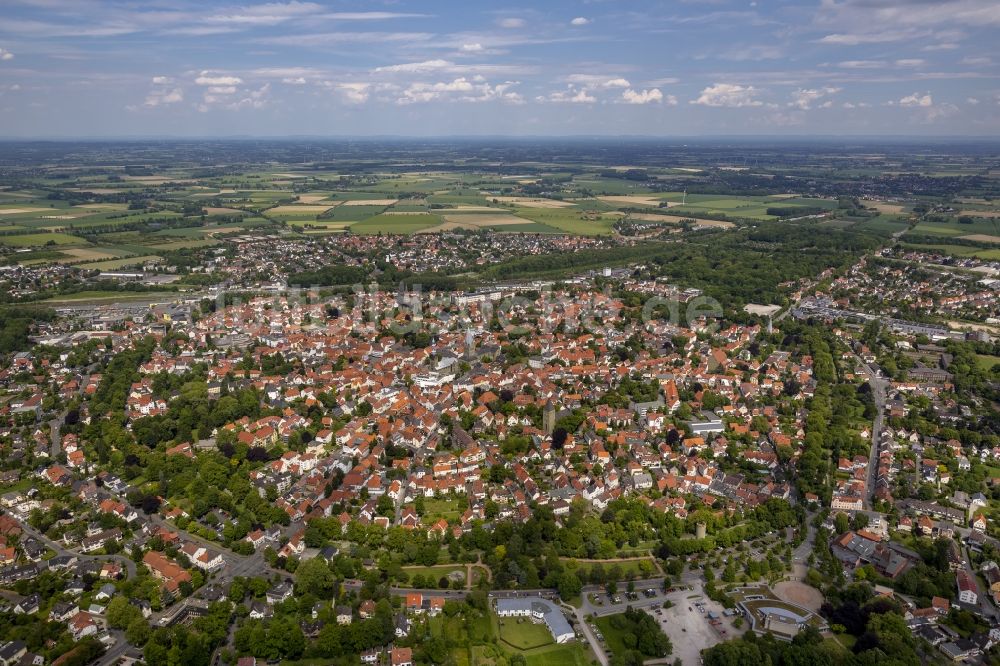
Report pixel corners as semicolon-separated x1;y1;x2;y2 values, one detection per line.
0;0;997;137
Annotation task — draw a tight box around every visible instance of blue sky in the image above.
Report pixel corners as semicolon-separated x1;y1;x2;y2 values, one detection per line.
0;0;997;137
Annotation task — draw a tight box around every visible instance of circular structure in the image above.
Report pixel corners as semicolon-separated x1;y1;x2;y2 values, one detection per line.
773;580;824;612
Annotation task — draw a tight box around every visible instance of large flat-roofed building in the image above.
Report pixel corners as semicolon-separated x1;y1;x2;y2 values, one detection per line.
495;597;574;643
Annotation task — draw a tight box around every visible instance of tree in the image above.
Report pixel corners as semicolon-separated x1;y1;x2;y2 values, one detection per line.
296;558;335;599
106;595;139;630
557;571;582;601
834;512;850;535
126;618;152;646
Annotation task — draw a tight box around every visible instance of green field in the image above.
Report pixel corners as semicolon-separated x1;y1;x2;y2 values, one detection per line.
350;213;441;234
852;214;911;235
0;232;85;247
43;290;176;303
497;617;555;650
594;614;635;658
899;242;1000;260
511;208;617;235
560;557;654;579
76;255;164;270
977;355;1000;372
910;217;1000;237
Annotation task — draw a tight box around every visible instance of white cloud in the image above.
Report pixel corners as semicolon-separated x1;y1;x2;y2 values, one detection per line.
336;82;371;103
691;83;762;107
226;83;271;110
621;88;664;104
195;73;243;86
542;87;597;104
282;77;307;85
320;12;429;20
143;88;183;108
967;97;980;104
375;59;452;74
961;56;992;65
0;48;13;61
206;1;323;26
570;17;590;26
818;29;930;45
566;75;631;88
497;18;526;28
460;43;483;52
838;60;886;69
895;59;925;67
899;92;933;107
152;76;172;84
789;87;840;110
396;77;522;104
207;86;237;94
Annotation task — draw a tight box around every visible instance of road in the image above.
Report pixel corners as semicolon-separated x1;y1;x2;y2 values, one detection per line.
16;519;137;579
852;351;888;510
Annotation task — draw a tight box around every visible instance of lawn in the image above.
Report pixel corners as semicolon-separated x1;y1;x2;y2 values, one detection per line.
594;614;634;657
561;557;654;579
977;354;1000;372
401;564;465;581
497;617;555;650
524;643;590;666
421;496;466;521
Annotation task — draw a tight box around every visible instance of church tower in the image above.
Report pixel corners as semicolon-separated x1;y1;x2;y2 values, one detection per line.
543;398;556;436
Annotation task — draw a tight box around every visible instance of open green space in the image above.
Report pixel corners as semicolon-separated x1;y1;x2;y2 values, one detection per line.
497;617;555;650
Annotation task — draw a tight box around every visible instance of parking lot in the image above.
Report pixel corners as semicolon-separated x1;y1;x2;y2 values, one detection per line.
647;595;744;666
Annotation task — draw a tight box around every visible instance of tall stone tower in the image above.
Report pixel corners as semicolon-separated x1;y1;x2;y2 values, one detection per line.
543;398;556;436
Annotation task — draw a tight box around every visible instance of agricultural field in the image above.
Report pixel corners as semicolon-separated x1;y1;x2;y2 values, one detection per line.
909;217;1000;238
349;213;441;234
900;242;1000;260
0;232;85;247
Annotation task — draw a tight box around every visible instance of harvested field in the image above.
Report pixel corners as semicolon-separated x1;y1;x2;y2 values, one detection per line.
40;214;84;220
960;234;1000;243
69;188;125;194
341;199;398;206
868;202;905;214
78;255;163;270
597;195;668;207
492;197;575;208
296;194;331;204
203;207;245;215
381;211;433;216
441;214;526;226
629;213;735;228
56;248;119;262
0;208;47;215
267;205;335;215
961;210;1000;218
72;203;127;210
